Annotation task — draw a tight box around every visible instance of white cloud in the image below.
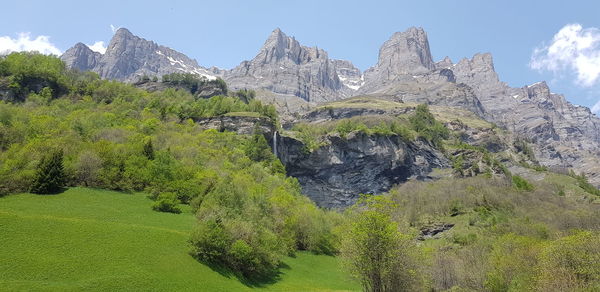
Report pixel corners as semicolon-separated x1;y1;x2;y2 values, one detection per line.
530;24;600;87
86;41;106;54
0;33;62;55
110;24;118;33
592;99;600;114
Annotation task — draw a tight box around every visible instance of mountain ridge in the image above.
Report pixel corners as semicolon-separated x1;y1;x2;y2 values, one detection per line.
60;26;600;187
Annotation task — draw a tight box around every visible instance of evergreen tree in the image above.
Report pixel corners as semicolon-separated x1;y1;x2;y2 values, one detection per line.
244;132;272;162
30;149;65;194
143;139;155;160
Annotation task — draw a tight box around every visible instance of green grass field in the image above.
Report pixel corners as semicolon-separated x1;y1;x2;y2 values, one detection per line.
0;188;359;291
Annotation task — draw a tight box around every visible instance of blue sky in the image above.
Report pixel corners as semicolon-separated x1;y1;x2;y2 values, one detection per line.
2;0;600;113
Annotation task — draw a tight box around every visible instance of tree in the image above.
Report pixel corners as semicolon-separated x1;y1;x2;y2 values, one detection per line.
75;150;102;187
30;149;66;194
244;131;272;162
341;195;420;292
151;192;181;213
143;139;155;160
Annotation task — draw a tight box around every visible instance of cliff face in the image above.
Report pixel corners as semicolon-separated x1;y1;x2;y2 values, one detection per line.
450;54;600;185
225;29;350;103
357;27;600;186
277;132;448;208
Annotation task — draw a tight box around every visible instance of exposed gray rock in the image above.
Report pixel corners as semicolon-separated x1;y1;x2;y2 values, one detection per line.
361;27;435;93
225;28;349;103
435;56;453;70
277;131;449;208
418;223;455;240
60;43;101;72
450;54;600;186
195;115;274;136
61;28;216;82
332;59;363;91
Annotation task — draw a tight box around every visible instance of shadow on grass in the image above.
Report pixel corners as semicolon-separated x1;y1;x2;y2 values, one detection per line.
193;255;291;288
32;187;68;195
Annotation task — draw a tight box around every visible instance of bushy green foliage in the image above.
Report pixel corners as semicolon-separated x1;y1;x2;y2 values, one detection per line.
244;131;272;162
409;104;449;148
0;53;339;280
512;175;534;191
189;162;340;279
143;139;155;160
536;231;600;290
151;192;181;213
0;52;70;101
291;116;415;152
161;72;227;95
569;171;600;196
30;149;65;194
389;176;600;291
485;234;541;291
234;89;256;104
341;195;424;292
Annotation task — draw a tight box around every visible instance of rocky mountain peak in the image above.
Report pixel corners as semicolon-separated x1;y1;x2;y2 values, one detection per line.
61;28;215;82
435;56;453;69
225;28;346;103
379;26;435;74
113;27;134;38
60;42;101;72
257;28;328;65
452;53;503;97
360;27;436;93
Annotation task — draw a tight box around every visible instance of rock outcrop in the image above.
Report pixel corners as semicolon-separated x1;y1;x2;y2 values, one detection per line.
332;59;364;90
277;132;449;208
60;43;101;72
361;27;435;93
61;28;216;82
225;28;350;103
449;54;600;185
195;115;275;136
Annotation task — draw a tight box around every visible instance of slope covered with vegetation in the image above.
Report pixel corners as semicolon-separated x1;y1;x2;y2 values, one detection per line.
1;52;600;292
0;52;340;282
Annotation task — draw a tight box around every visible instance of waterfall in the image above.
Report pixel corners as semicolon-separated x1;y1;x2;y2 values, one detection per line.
273;131;278;158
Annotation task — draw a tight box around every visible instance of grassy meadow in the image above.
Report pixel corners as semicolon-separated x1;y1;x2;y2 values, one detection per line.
0;188;358;291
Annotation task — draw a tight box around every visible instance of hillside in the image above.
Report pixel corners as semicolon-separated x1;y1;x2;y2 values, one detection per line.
1;51;599;291
0;188;358;291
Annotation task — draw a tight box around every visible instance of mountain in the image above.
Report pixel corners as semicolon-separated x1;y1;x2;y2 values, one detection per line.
448;53;600;185
61;28;216;82
360;28;600;186
224;28;352;103
59;26;600;186
358;27;485;116
361;27;435;91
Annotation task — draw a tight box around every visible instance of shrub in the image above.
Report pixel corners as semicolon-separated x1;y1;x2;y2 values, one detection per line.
536;231;600;290
571;173;600;196
512;175;534;191
409;104;449;148
341;195;424;292
30;149;65;194
151;192;181;213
